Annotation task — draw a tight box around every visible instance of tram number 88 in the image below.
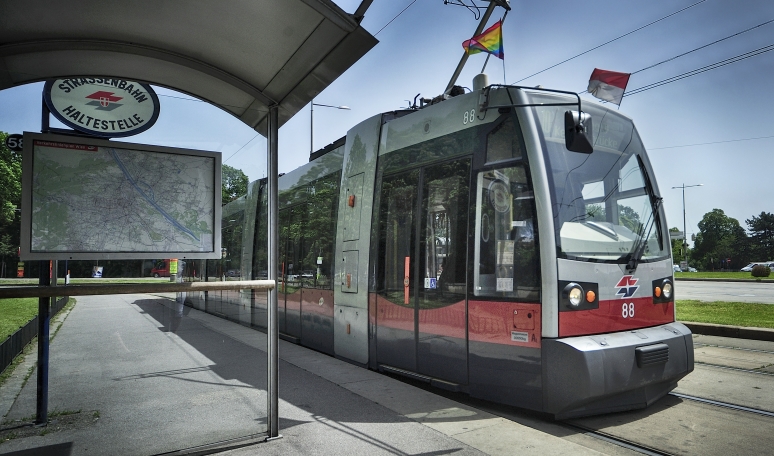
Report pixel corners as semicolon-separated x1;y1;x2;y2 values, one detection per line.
463;109;476;124
622;302;635;318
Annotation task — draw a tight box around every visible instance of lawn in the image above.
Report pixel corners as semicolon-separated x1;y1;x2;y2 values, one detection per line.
0;298;39;343
676;300;774;329
674;271;772;280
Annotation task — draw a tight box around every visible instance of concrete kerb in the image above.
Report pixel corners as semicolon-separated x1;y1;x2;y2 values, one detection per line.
683;322;774;342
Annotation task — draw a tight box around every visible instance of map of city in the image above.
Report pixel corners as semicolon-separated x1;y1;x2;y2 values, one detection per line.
29;139;217;257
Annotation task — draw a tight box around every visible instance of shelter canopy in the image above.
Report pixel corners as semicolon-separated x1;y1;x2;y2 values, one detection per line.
0;0;377;135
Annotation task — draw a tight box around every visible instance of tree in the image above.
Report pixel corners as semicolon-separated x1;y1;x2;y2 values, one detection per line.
746;212;774;260
693;209;748;270
0;132;22;277
670;227;685;263
222;164;248;205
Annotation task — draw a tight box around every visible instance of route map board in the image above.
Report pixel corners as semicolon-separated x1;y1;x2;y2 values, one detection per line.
20;133;222;260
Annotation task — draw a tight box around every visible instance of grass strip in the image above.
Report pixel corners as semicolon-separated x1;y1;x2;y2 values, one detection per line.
676;300;774;329
674;271;771;280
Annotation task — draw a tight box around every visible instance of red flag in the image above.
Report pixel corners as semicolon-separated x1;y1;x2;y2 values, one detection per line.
587;69;631;105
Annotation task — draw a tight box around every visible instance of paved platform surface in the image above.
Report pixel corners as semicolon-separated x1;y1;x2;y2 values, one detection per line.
0;294;619;456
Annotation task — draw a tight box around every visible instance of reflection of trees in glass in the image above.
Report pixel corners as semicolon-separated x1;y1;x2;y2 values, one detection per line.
302;173;340;286
586;204;605;222
618;205;642;234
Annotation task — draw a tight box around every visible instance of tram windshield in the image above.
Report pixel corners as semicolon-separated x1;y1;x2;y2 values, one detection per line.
529;93;668;263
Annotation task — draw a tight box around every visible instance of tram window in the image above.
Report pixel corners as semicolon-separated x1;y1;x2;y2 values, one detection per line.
303;172;340;289
486;116;525;163
532;98;669;263
473;165;540;300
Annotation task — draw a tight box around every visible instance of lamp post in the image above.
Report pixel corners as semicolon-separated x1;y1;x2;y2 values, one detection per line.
672;183;703;265
311;99;350;154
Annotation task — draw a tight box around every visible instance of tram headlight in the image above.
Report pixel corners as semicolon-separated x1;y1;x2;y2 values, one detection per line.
560;281;599;311
652;277;673;303
563;283;584;308
662;280;673;299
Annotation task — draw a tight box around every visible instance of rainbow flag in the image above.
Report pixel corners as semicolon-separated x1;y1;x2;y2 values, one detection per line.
462;20;504;59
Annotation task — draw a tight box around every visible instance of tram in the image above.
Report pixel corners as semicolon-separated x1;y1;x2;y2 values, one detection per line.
215;79;694;419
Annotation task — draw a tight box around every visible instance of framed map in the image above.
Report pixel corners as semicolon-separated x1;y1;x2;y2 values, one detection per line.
20;132;222;260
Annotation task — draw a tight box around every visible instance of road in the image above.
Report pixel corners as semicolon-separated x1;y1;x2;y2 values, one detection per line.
676;279;774;304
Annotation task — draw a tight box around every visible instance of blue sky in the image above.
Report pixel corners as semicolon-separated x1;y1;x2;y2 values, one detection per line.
1;0;773;250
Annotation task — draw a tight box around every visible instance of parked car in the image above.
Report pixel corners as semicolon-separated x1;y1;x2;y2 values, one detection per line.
673;264;681;272
741;262;768;272
686;267;697;272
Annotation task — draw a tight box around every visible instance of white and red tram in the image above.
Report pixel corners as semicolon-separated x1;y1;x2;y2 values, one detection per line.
212;82;693;419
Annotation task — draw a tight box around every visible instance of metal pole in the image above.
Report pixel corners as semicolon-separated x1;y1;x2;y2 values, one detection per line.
35;260;51;425
444;1;499;95
266;105;281;440
682;185;687;263
310;99;314;156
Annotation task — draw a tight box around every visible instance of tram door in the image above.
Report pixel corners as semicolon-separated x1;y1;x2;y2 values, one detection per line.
376;158;470;385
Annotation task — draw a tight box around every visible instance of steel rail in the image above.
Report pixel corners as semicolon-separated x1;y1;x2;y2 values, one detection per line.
0;280;274;299
563;422;676;456
693;361;774;377
670;392;774;418
694;342;774;356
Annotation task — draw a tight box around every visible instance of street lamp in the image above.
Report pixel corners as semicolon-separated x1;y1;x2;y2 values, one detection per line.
671;183;703;264
311;99;350;154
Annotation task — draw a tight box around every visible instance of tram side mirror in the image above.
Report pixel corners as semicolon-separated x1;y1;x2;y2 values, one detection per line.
564;110;594;154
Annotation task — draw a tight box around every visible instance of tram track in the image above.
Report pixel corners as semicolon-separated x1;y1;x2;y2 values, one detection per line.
561;421;676;456
694;341;774;356
694;360;774;376
669;392;774;418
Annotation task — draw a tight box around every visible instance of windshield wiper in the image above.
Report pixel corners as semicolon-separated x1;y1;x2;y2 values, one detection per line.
623;155;663;273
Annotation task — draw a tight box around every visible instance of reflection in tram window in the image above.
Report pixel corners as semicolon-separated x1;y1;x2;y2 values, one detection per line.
473;165;540;300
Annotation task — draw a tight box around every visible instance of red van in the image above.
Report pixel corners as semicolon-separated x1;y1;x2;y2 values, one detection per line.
151;260;170;277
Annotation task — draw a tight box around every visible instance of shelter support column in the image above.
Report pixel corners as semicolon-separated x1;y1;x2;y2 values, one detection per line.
35;260;52;425
266;105;281;440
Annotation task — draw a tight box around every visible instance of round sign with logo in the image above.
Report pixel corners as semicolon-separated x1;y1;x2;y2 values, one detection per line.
44;78;160;138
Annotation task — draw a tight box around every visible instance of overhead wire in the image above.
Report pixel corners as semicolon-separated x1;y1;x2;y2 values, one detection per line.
224;134;260;163
624;43;774;96
512;0;709;84
649;135;774;150
630;18;774;76
577;17;774;95
375;0;417;36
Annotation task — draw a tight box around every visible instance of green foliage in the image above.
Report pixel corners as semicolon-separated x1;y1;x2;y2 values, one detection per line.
693;209;748;270
0;132;22;226
0;132;22;277
222;164;248;205
746;211;774;261
751;264;771;278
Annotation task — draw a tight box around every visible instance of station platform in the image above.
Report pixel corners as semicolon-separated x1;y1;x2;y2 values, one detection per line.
0;294;612;455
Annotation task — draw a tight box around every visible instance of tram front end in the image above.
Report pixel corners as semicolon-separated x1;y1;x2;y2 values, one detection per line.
517;90;695;419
